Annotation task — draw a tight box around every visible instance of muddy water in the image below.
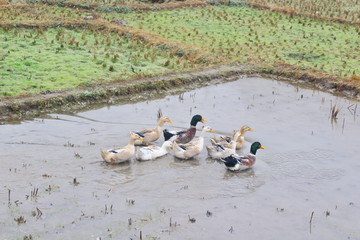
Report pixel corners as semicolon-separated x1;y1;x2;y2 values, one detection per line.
1;77;360;240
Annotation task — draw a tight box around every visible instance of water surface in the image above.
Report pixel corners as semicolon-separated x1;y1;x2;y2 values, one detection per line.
1;77;359;239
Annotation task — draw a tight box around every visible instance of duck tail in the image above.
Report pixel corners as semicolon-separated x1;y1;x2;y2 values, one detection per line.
157;109;163;119
163;129;174;141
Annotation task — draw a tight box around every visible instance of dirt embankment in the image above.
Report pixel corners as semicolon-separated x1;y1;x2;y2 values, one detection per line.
1;64;359;124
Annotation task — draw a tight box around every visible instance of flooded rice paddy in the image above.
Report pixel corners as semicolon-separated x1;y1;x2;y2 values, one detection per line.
1;77;359;240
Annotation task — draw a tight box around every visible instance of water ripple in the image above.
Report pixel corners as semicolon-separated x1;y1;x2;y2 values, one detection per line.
267;149;345;183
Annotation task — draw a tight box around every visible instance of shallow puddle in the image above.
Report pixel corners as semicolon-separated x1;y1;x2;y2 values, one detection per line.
1;77;359;239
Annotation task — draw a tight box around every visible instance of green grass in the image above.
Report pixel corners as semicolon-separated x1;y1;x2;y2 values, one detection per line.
117;5;359;77
0;4;85;22
0;28;195;96
1;3;359;99
240;0;360;22
8;0;147;5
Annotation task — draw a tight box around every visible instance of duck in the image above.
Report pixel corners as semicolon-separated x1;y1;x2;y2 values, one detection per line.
135;141;173;161
163;114;206;144
211;125;254;150
171;126;215;159
134;115;173;146
206;131;242;159
221;141;265;171
101;132;143;164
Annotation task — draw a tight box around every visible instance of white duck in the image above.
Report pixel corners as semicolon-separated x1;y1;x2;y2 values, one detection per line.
172;126;215;160
206;131;242;159
135;141;173;161
101;132;143;164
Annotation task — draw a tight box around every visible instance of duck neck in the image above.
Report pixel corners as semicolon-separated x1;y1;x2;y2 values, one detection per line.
200;128;208;138
250;146;258;155
128;138;136;146
233;132;241;141
240;128;246;135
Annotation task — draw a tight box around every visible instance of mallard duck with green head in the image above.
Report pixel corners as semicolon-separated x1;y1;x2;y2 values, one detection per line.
221;142;265;171
163;114;206;144
171;126;215;160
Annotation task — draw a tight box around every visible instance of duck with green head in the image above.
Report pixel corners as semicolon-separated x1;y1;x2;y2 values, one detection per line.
171;126;215;159
221;142;265;171
163;114;206;144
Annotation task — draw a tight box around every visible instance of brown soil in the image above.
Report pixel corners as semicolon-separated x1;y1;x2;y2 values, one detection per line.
1;63;359;124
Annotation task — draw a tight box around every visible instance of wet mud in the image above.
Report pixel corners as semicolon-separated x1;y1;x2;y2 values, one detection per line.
1;77;359;239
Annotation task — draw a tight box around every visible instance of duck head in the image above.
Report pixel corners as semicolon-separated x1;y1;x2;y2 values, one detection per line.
240;125;254;135
250;141;265;155
202;126;216;133
159;116;173;124
190;114;206;126
130;132;144;141
162;140;173;150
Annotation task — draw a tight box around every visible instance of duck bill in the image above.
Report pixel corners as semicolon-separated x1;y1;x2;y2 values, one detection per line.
167;120;174;124
248;128;254;131
137;137;144;141
260;146;265;149
201;118;207;123
210;129;216;133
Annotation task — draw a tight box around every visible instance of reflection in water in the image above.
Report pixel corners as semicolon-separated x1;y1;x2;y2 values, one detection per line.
170;157;201;168
95;161;134;186
222;168;255;180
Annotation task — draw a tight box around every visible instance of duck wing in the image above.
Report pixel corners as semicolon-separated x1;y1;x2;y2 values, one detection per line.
210;139;225;151
137;128;155;135
235;154;256;166
109;148;126;154
178;139;197;148
163;129;187;141
172;142;187;151
221;155;241;168
178;145;187;150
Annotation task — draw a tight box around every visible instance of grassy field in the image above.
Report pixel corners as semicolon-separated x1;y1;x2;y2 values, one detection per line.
118;6;359;76
240;0;360;22
0;27;206;96
0;1;359;99
0;4;84;22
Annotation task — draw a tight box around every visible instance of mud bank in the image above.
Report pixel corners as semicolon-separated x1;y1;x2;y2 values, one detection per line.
1;64;359;123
